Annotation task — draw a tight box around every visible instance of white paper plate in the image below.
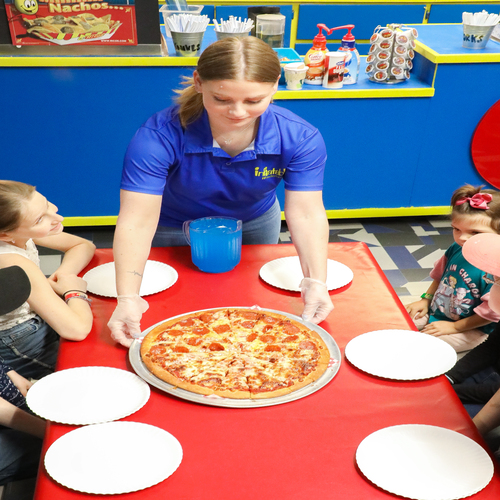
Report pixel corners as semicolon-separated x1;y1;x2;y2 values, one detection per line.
27;366;150;425
259;256;353;292
45;421;182;494
83;260;178;297
356;424;494;500
345;329;457;380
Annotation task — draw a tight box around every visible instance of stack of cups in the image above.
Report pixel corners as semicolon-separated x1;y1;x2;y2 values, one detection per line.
365;25;418;83
322;52;347;89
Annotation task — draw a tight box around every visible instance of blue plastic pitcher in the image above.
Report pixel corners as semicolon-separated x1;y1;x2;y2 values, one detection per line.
183;217;242;273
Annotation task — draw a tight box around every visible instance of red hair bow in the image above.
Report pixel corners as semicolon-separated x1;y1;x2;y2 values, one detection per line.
455;193;492;210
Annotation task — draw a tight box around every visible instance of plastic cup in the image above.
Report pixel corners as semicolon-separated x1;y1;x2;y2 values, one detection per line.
215;30;251;41
171;30;205;57
183;217;242;273
463;24;495;49
322;51;346;89
284;62;308;90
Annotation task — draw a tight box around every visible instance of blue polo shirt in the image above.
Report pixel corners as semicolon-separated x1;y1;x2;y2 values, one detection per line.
121;104;327;228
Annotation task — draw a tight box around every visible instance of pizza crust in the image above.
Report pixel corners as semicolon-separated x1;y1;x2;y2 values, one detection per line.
140;308;331;400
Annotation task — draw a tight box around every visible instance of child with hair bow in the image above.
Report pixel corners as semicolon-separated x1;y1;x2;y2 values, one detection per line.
406;184;500;353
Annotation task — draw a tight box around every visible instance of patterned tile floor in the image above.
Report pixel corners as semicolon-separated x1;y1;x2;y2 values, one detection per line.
39;216;455;300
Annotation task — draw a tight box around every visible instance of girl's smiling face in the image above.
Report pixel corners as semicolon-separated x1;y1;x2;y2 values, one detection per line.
451;214;497;247
3;191;64;243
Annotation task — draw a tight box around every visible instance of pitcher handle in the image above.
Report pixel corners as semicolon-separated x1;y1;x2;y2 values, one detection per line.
182;220;192;245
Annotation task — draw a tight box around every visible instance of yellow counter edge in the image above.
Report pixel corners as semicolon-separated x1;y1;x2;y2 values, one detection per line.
64;206;450;227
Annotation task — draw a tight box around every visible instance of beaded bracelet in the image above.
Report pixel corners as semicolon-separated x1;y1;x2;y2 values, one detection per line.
63;289;86;297
65;292;92;305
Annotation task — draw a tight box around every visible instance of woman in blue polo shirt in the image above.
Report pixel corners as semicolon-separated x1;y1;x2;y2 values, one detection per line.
108;37;333;347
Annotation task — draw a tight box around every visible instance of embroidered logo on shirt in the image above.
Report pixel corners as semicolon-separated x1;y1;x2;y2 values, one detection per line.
254;167;285;179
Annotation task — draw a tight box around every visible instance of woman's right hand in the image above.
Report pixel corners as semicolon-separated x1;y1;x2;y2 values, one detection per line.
48;273;88;297
405;299;430;320
107;295;149;347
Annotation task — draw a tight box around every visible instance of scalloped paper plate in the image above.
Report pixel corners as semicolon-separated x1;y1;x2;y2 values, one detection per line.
259;257;353;292
83;260;178;297
345;329;457;380
356;424;494;500
27;366;150;425
45;422;183;494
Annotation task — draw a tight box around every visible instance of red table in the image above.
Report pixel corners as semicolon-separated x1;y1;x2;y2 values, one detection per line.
34;243;500;499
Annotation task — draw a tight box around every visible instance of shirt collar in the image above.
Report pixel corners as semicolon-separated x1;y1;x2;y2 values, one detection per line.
184;106;282;156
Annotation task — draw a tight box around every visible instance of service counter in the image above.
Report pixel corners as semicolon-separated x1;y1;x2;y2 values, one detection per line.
0;17;499;224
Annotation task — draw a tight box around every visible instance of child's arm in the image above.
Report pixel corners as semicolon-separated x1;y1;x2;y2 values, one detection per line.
473;386;500;435
421;313;491;336
33;232;96;277
405;280;439;320
0;396;46;439
0;254;92;341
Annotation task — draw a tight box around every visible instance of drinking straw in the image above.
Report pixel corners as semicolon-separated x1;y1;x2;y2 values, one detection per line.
213;17;254;33
166;14;210;33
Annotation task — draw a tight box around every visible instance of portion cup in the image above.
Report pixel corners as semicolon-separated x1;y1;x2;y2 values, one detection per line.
284;62;308;90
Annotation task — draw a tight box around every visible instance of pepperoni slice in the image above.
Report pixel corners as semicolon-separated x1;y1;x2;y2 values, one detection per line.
176;318;194;327
247;333;258;342
241;321;256;329
283;335;299;343
187;337;202;346
149;345;166;356
262;325;273;333
209;342;225;351
167;329;184;337
240;311;260;320
193;327;210;335
262;315;279;324
264;345;281;352
198;313;213;323
259;335;276;344
298;340;317;351
214;324;230;334
172;346;189;353
283;323;300;335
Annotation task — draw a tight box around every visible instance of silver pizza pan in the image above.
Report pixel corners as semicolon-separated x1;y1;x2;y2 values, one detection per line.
128;307;341;408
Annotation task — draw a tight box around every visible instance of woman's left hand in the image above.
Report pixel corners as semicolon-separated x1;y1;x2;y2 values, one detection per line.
300;279;334;324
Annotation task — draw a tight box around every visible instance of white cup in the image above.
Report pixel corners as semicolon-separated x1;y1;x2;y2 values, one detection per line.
322;51;346;89
284;62;308;90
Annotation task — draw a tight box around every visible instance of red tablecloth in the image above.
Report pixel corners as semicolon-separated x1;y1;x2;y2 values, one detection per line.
34;243;500;499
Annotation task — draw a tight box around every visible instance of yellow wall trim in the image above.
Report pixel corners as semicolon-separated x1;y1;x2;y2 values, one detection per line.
64;207;451;227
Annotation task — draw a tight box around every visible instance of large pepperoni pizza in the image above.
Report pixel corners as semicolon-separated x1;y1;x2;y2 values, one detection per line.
140;308;331;399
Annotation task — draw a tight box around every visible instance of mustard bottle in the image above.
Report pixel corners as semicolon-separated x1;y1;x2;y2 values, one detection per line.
304;24;334;85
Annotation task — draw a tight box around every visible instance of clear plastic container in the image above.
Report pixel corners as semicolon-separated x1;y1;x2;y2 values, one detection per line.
160;4;204;37
256;14;285;48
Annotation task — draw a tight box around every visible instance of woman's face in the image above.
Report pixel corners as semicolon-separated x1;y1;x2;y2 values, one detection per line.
451;214;496;247
4;191;64;242
193;74;278;130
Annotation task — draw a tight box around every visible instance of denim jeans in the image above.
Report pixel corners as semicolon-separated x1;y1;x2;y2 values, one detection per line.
0;429;42;486
0;317;59;380
152;198;282;247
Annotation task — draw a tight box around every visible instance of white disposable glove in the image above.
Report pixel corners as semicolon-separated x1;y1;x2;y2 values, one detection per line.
107;294;149;347
300;278;334;324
